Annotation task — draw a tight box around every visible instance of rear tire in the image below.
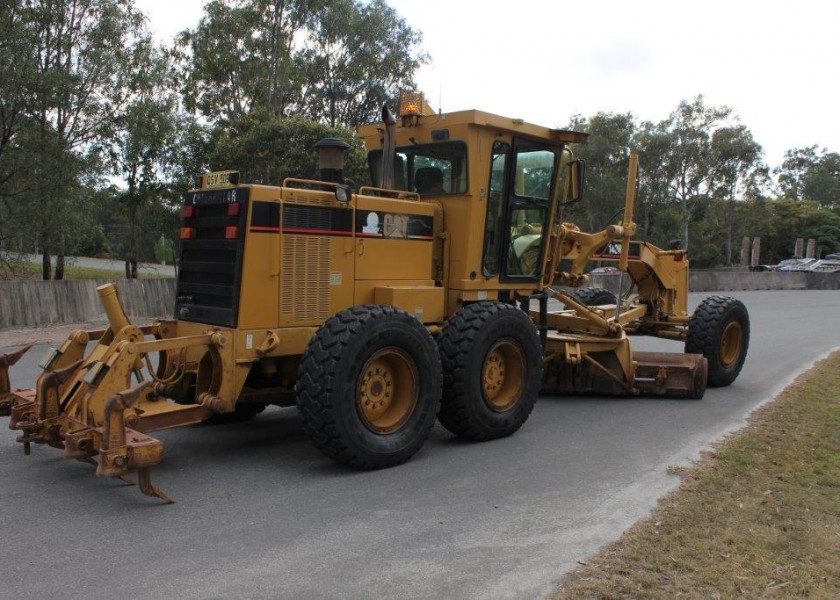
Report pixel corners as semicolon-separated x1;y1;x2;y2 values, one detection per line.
437;302;541;440
685;296;749;387
296;305;441;469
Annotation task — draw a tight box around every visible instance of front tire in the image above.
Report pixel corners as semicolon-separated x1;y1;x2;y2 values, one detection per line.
567;287;617;307
437;302;542;440
296;305;441;469
685;296;749;387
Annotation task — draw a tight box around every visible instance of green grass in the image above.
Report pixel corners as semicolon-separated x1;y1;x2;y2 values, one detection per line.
1;261;171;281
552;351;840;599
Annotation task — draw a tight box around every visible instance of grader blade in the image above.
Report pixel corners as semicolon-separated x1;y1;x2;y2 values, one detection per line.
633;352;708;399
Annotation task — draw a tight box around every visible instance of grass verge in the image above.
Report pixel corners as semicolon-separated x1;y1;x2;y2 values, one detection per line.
552;351;840;599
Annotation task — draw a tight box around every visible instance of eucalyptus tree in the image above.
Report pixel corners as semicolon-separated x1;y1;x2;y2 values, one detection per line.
209;110;368;186
0;1;34;200
633;119;679;245
662;95;732;250
802;151;840;205
710;125;764;264
109;43;177;278
298;0;427;128
775;146;840;206
776;146;818;201
0;0;37;258
20;0;151;278
176;0;425;128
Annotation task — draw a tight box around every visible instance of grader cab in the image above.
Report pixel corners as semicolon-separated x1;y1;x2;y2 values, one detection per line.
0;93;749;501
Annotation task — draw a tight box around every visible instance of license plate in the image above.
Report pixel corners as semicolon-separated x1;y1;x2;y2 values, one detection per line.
203;170;237;188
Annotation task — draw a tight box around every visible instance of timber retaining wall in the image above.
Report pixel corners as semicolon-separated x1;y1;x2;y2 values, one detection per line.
0;272;838;330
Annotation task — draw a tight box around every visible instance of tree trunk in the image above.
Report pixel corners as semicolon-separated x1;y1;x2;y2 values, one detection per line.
54;252;65;280
41;251;51;280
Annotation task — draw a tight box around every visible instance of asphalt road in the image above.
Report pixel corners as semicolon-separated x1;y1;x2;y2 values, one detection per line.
1;290;838;600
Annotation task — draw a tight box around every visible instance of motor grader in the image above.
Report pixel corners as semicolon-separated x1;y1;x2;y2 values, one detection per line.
0;93;749;501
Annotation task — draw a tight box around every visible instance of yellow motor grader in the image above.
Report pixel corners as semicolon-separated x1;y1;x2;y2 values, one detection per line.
0;94;749;501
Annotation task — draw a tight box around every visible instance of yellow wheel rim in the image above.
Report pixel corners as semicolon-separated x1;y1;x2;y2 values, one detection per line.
719;321;743;368
482;339;526;412
357;347;418;434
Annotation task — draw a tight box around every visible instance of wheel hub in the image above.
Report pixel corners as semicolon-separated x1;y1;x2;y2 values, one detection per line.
720;321;743;367
481;339;525;412
357;347;418;434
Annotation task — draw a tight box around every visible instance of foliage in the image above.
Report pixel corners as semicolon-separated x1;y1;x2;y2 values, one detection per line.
297;0;427;127
209;111;369;186
108;41;178;277
568;112;635;232
176;0;426;128
0;0;837;275
776;146;840;206
1;0;152;279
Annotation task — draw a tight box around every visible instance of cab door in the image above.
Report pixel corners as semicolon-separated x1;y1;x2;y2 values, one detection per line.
481;139;561;283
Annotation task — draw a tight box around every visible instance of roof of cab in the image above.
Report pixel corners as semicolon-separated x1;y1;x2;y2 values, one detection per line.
357;109;588;146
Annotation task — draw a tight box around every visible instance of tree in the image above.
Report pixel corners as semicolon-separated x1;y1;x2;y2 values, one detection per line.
776;146;840;206
803;151;840;205
176;0;426;128
0;1;35;201
662;96;732;250
209;111;369;186
634;119;677;245
776;146;818;201
298;0;427;128
21;0;150;279
109;43;177;278
175;0;272;123
710;125;764;264
568;112;635;232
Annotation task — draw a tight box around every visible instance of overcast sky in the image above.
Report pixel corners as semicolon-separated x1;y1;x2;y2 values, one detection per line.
136;0;839;168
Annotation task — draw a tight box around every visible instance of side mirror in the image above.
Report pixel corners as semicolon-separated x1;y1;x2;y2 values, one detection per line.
334;185;352;203
567;159;585;203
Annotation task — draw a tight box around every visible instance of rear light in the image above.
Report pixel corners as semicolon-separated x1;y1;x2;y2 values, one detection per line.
180;227;196;240
183;205;196;218
224;226;239;239
227;203;241;217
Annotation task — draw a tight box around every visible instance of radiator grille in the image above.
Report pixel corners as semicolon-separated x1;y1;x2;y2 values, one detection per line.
282;235;330;321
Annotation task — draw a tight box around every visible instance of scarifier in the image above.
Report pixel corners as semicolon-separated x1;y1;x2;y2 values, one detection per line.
0;93;749;501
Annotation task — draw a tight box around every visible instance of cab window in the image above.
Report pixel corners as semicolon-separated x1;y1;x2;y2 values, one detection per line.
503;142;560;281
368;142;468;195
482;141;510;275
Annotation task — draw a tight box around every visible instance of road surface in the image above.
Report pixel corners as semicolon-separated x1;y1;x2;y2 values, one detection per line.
1;290;838;599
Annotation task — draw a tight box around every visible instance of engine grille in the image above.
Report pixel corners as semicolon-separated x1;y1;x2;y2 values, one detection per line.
282;234;330;321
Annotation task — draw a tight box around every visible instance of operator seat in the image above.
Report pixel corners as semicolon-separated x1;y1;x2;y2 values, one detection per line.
414;167;446;194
